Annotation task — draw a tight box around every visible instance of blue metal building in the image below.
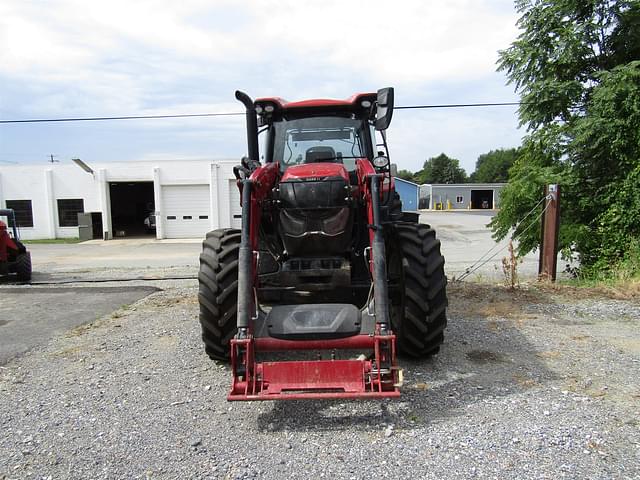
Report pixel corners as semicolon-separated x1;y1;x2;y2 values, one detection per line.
393;177;420;211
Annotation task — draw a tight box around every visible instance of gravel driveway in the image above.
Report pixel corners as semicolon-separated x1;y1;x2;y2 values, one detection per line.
1;279;639;479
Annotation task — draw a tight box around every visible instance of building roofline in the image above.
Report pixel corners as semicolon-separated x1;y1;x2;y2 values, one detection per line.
421;183;507;188
0;158;239;170
393;177;420;187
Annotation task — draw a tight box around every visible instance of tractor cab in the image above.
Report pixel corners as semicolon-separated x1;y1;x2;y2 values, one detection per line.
255;92;390;174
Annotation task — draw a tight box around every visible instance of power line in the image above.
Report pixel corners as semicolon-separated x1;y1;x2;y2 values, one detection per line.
0;112;244;124
395;102;521;110
0;101;523;125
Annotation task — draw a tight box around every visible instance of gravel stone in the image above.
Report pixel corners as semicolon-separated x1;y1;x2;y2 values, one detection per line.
0;277;639;479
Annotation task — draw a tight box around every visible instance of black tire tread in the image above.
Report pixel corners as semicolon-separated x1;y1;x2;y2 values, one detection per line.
198;228;241;361
391;222;448;357
15;252;32;282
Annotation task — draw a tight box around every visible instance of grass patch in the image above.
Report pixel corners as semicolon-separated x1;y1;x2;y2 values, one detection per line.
557;240;640;299
22;238;83;244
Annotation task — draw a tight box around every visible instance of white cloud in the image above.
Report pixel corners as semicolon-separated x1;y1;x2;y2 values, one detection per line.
0;0;523;169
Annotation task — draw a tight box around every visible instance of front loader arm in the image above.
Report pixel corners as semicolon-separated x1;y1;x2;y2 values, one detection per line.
356;159;390;328
235;161;280;334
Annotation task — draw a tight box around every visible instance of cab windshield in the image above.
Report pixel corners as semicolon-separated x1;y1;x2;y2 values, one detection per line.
272;116;371;171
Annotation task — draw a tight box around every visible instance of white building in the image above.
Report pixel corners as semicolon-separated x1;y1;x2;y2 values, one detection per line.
0;159;242;240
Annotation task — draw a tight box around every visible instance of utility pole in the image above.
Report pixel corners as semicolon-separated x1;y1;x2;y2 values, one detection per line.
49;154;58;163
538;184;561;281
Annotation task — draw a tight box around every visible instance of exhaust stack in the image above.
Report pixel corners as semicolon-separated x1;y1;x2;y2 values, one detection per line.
235;90;259;161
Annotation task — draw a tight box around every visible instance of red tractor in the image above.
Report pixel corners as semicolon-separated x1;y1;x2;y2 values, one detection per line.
198;88;447;400
0;209;32;282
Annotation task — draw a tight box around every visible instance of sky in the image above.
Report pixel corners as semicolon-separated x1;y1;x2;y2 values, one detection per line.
0;0;524;175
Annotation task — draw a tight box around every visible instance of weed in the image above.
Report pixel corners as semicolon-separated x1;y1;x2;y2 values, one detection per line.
501;239;521;289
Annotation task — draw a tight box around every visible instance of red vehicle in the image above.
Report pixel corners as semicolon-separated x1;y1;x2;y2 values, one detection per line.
0;209;32;281
198;88;447;401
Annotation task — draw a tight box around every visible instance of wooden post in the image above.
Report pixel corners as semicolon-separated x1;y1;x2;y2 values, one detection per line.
538;184;561;281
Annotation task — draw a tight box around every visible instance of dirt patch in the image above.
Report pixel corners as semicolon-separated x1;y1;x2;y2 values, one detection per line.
466;349;507;364
536;350;561;359
145;294;198;308
449;281;639;323
448;282;545;319
537;279;640;301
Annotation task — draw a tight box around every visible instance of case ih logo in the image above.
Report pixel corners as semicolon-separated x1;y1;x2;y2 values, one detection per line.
305;176;321;181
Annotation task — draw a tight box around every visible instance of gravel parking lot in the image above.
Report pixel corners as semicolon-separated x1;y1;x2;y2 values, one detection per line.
1;279;639;479
1;213;637;479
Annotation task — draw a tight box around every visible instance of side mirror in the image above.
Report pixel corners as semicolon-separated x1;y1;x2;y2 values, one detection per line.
375;87;394;131
390;163;398;177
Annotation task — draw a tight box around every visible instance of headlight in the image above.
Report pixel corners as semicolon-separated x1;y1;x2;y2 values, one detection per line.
373;155;389;168
361;100;372;108
264;104;275;113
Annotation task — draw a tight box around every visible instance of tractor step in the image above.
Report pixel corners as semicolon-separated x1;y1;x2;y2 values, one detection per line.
264;303;363;340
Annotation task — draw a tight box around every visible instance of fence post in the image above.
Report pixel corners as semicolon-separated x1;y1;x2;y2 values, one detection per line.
538;184;561;281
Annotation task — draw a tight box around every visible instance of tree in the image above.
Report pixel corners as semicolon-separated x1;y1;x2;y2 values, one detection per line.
470;148;519;183
396;169;417;182
417;153;467;184
491;0;640;276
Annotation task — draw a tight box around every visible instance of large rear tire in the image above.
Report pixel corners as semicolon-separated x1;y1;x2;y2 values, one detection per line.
388;222;448;357
15;252;32;282
198;229;241;361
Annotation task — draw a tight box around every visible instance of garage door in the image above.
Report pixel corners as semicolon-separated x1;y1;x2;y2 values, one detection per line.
229;180;242;229
162;185;210;238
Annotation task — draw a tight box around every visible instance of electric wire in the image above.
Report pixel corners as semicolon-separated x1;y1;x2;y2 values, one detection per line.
454;194;552;282
395;102;521;110
0;112;244;124
452;195;547;280
0;101;523;124
455;197;551;281
454;202;549;282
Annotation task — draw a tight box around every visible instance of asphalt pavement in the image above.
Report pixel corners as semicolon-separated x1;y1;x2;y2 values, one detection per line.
25;210;545;282
0;286;158;365
419;210;542;281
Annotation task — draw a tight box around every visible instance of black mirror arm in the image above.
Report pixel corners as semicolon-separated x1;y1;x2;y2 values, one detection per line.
378;130;394;207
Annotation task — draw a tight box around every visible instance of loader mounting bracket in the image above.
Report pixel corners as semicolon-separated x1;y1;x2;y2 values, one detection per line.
228;330;401;401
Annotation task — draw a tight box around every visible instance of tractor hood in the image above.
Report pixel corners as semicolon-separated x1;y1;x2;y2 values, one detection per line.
281;163;349;182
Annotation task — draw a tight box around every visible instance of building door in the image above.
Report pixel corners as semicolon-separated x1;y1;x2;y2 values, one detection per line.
229;180;242;228
162;185;210;238
109;182;155;237
91;212;103;239
470;190;493;209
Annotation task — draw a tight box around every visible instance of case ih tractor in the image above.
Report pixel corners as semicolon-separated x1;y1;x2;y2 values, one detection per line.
0;209;32;282
198;88;447;400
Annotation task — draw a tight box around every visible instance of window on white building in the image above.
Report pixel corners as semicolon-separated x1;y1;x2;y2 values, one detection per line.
5;200;34;227
57;199;84;227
